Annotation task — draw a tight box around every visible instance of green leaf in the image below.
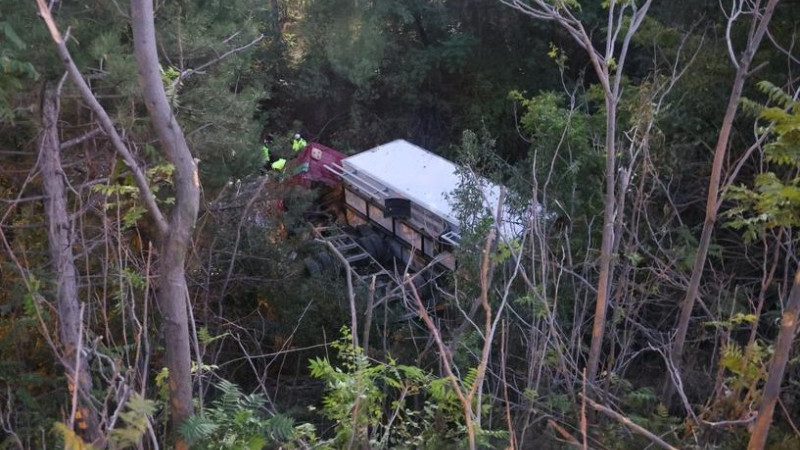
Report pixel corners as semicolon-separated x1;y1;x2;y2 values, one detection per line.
53;422;96;450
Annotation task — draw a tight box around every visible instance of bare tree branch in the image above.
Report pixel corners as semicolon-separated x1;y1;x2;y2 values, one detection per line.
59;127;103;150
174;33;266;89
581;394;680;450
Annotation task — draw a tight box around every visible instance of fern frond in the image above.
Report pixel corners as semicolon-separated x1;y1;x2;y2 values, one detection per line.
214;379;244;410
265;413;296;442
740;97;765;118
109;394;157;448
179;414;219;444
463;367;479;387
757;80;794;107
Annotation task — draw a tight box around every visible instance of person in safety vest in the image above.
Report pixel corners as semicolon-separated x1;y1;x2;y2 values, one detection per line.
292;133;307;152
257;140;272;174
260;141;271;164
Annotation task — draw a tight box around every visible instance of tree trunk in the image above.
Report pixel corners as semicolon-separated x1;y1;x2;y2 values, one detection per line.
671;0;779;376
747;269;800;450
39;82;103;445
269;0;285;52
131;0;200;445
586;95;617;381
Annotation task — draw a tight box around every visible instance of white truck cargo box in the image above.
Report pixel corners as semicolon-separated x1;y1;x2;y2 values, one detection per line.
335;139;521;271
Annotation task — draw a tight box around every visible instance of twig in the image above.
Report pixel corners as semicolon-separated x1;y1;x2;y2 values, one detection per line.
500;321;517;450
779;397;800;437
547;419;581;446
362;275;376;353
214;342;331;368
581;394;679;450
105;384;131;431
59;128;103;150
174;33;266;88
581;368;588;450
701;415;756;428
649;344;698;423
322;240;358;348
68;303;86;429
0;387;23;448
184;282;204;412
378;386;409;447
146;418;160;450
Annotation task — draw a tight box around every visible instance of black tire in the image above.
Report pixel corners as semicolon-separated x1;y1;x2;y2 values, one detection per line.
387;238;406;264
314;251;334;269
357;236;378;259
355;224;372;237
367;233;388;262
304;257;321;276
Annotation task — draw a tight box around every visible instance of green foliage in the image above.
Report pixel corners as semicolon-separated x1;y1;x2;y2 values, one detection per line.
320;6;387;86
0;289;62;450
3;1;800;448
309;327;422;447
309;327;493;448
724;82;800;241
197;326;230;345
704;312;757;328
491;238;521;264
667;225;714;271
109;394;158;449
509;90;601;216
757;82;800;168
120;267;146;291
278;0;560;152
551;0;582;10
719;342;770;390
450;128;506;237
92;162;175;228
22;274;42;319
52;422;95;450
598;383;682;447
154;368;170;406
147;0;268;191
180;379;308;449
510;90;590;151
0;17;38;121
547;42;569;69
160;65;181;105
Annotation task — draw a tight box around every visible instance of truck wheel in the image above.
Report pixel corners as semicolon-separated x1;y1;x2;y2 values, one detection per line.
304;257;321;276
387;239;406;265
355;224;372;237
366;233;387;262
357;236;378;259
314;251;334;269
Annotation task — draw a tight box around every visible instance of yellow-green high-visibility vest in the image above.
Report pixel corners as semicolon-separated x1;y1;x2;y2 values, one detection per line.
292;138;307;152
271;158;287;171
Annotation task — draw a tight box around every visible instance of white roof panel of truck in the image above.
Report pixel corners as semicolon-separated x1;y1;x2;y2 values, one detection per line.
342;139;517;237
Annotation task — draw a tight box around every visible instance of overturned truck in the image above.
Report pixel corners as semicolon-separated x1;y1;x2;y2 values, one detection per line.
331;139;463;271
299;139;521;310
